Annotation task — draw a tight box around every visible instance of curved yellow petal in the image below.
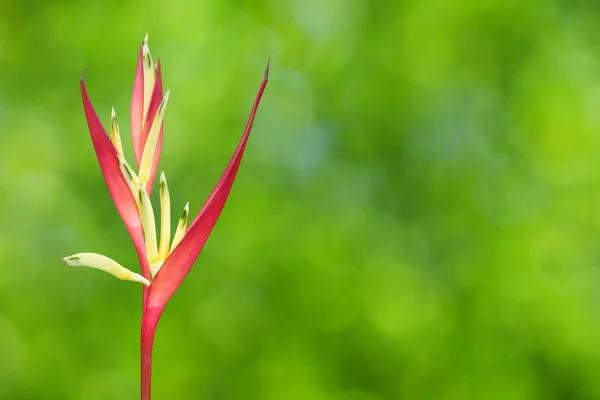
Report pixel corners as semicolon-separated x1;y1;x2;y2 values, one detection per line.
62;253;150;286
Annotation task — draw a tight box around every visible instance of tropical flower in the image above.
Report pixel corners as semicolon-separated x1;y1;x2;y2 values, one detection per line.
62;34;269;399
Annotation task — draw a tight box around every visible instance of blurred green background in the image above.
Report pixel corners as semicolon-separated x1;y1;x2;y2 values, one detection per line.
2;0;600;399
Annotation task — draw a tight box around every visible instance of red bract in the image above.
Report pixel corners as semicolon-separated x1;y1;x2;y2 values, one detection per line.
64;36;269;400
132;57;164;194
149;61;269;308
80;74;151;281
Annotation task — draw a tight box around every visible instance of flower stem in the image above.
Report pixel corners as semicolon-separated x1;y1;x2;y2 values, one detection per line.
141;304;164;400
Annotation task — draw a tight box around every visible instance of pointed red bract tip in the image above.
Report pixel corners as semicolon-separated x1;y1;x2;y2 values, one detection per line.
139;59;163;152
139;59;164;194
81;66;88;82
131;44;145;165
264;59;270;80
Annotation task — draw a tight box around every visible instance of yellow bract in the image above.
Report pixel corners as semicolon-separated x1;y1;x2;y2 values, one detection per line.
117;154;140;199
139;91;170;184
139;184;159;267
158;172;171;262
62;253;150;286
171;202;189;253
142;33;155;124
110;107;124;156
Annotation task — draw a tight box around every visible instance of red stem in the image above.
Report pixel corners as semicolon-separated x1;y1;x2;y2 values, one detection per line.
140;304;164;400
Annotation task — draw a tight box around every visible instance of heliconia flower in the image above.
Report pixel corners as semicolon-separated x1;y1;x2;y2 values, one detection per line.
62;35;269;400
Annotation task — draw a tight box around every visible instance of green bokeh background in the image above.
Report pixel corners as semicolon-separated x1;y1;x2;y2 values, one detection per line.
2;0;600;399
